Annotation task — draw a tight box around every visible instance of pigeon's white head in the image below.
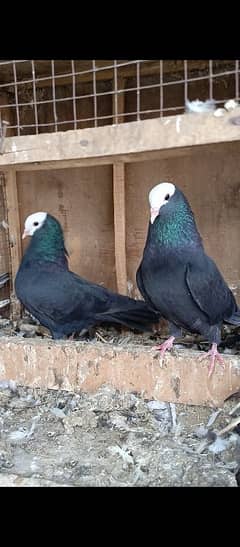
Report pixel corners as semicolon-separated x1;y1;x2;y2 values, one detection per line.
149;182;175;224
22;212;47;239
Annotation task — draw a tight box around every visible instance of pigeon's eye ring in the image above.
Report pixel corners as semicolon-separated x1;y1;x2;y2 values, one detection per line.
165;194;170;201
33;221;39;226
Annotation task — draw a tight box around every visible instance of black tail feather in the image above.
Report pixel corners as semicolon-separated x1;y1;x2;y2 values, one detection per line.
225;308;240;326
95;299;160;332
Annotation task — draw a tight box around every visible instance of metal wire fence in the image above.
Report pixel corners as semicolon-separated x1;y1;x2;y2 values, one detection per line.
0;60;238;136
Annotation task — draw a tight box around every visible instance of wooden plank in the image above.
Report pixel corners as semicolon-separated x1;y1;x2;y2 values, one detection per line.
0;337;239;407
4;169;22;319
1;109;240;169
0;146;196;172
113;162;127;295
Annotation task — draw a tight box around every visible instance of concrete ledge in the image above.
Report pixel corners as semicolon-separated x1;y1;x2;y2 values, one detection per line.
0;337;240;407
1;109;240;169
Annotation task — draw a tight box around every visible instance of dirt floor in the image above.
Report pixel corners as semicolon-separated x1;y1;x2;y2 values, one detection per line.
0;316;240;487
0;381;239;487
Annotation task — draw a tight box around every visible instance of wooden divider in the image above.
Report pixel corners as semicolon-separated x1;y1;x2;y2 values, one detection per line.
113;162;127;295
4;169;22;319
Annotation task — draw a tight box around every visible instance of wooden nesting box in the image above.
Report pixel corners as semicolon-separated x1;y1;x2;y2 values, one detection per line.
2;112;240;308
0;60;240;405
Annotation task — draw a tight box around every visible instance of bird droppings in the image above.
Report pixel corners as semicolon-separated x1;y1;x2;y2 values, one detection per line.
176;116;181;133
170;376;181;399
0;220;9;231
0;383;239;487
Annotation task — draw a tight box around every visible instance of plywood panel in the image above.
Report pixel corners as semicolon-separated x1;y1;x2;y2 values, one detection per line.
126;141;240;302
17;166;116;291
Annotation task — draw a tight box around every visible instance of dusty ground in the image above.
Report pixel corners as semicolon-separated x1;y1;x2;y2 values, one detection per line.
0;316;240;487
0;382;239;487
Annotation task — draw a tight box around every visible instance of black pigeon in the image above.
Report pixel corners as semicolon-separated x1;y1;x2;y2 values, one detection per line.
136;182;240;376
15;212;159;340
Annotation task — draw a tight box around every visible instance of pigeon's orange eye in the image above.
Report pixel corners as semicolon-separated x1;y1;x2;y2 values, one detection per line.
165;194;170;201
33;221;39;226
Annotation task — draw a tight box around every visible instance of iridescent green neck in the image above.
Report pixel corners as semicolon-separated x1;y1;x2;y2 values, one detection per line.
26;215;67;263
152;201;202;248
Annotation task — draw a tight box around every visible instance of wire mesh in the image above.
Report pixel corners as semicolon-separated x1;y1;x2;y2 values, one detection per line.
0;60;238;137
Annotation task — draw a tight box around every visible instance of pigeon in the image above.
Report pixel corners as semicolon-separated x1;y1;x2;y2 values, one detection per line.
136;181;240;377
15;212;159;340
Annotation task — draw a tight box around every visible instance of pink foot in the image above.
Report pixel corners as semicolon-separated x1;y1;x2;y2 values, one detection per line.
199;342;225;378
153;336;175;358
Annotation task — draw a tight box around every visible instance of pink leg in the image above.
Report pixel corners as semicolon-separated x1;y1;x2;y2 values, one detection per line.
199;342;225;378
153;336;175;358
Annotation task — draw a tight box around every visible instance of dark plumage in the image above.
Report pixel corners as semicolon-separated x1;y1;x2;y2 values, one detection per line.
15;212;159;340
136;182;240;376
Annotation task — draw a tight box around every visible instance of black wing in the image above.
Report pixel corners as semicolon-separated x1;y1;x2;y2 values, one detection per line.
17;266;110;328
17;264;158;334
136;265;160;313
186;254;236;325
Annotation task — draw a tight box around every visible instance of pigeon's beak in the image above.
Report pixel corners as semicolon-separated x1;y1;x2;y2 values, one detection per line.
150;207;159;224
22;229;28;239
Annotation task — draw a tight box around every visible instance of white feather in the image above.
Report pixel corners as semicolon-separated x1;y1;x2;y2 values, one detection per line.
149;182;175;209
185;99;216;113
224;99;238;111
149;182;176;223
214;108;226;117
23;211;47;237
